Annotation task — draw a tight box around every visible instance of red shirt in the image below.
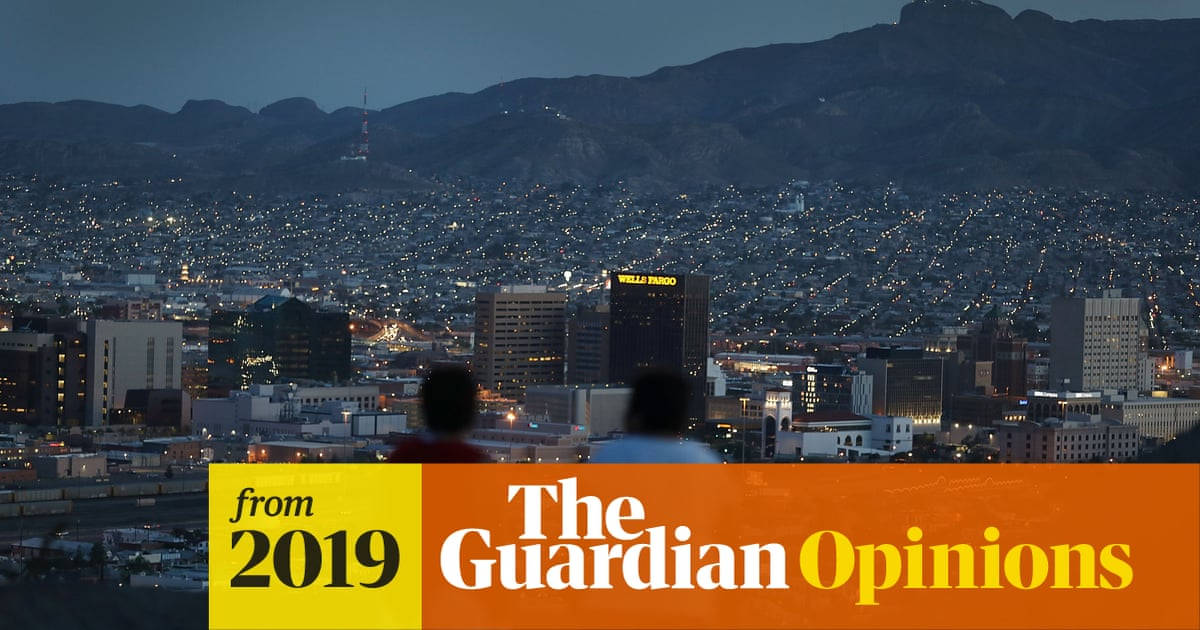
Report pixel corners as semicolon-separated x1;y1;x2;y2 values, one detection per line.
387;435;491;463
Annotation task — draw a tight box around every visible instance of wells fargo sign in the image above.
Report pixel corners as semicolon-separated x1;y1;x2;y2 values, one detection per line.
614;273;678;286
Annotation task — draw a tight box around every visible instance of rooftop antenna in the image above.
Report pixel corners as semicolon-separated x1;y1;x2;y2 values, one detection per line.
341;89;369;162
357;88;369;160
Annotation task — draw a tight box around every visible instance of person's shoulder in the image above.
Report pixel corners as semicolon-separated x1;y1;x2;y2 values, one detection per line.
648;436;721;463
438;441;490;463
386;436;425;463
590;436;720;463
388;435;490;463
588;437;646;463
677;440;722;463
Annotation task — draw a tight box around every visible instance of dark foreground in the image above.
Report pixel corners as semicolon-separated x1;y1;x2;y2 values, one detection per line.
0;583;205;629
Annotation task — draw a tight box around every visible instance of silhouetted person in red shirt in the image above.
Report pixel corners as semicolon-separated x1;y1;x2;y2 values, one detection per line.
388;367;490;463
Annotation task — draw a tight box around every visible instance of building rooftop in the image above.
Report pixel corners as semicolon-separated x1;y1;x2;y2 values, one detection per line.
258;440;344;449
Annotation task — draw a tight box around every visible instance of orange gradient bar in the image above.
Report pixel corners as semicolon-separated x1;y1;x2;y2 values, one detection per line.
422;464;1199;629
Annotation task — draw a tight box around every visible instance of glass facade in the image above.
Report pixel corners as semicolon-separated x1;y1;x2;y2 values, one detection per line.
208;297;350;396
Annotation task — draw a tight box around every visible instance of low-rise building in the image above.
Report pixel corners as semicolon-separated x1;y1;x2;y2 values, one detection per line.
296;400;406;437
1026;390;1104;422
143;436;204;464
772;411;913;461
192;383;383;436
247;440;356;463
1101;394;1200;442
524;384;631;437
996;416;1139;463
32;452;106;478
11;537;95;560
119;389;191;429
466;418;589;463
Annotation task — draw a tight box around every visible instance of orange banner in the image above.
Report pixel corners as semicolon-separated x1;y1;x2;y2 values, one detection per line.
422;464;1199;629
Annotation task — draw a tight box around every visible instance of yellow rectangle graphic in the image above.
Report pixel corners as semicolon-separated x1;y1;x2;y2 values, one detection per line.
209;464;422;630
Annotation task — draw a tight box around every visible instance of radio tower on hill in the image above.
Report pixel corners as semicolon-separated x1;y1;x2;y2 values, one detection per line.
342;89;369;161
357;88;369;160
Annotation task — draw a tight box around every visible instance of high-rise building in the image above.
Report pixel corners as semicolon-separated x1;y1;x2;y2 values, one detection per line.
86;319;183;426
567;304;609;385
208;296;350;396
474;285;567;399
0;318;87;426
937;310;1030;426
608;272;710;424
956;307;1028;397
792;364;873;416
924;326;966;415
858;347;943;433
1050;290;1151;392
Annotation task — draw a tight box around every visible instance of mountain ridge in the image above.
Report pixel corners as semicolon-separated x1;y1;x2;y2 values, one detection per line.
2;0;1198;191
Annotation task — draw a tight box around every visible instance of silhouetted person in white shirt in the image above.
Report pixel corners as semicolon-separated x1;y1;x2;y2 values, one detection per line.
590;370;721;463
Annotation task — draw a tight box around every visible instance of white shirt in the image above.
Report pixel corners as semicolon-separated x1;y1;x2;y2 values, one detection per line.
589;435;722;463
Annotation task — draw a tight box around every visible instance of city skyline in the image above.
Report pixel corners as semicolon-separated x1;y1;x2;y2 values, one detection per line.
2;1;1199;625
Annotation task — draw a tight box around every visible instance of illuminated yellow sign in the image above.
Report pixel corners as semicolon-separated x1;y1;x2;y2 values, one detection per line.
614;274;677;286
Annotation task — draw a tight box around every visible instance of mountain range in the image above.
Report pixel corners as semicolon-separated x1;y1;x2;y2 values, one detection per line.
2;0;1198;192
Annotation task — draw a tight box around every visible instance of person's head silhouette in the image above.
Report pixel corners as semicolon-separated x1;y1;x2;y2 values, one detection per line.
626;370;689;437
421;367;477;437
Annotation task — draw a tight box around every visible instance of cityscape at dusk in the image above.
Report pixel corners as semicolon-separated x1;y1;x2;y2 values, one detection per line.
1;1;1199;628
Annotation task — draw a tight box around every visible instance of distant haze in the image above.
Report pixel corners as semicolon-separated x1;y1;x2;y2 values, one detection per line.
2;0;1198;112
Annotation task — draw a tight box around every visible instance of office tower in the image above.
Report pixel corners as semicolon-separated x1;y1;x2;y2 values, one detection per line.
1050;290;1151;392
792;364;873;416
474;285;567;399
924;326;965;415
86;319;183;426
0;318;87;426
208;296;350;396
937;309;1030;427
567;304;609;385
955;307;1028;397
924;326;968;356
608;272;710;424
858;347;943;433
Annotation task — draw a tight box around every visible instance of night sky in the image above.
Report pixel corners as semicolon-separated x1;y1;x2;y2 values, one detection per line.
3;0;1197;112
